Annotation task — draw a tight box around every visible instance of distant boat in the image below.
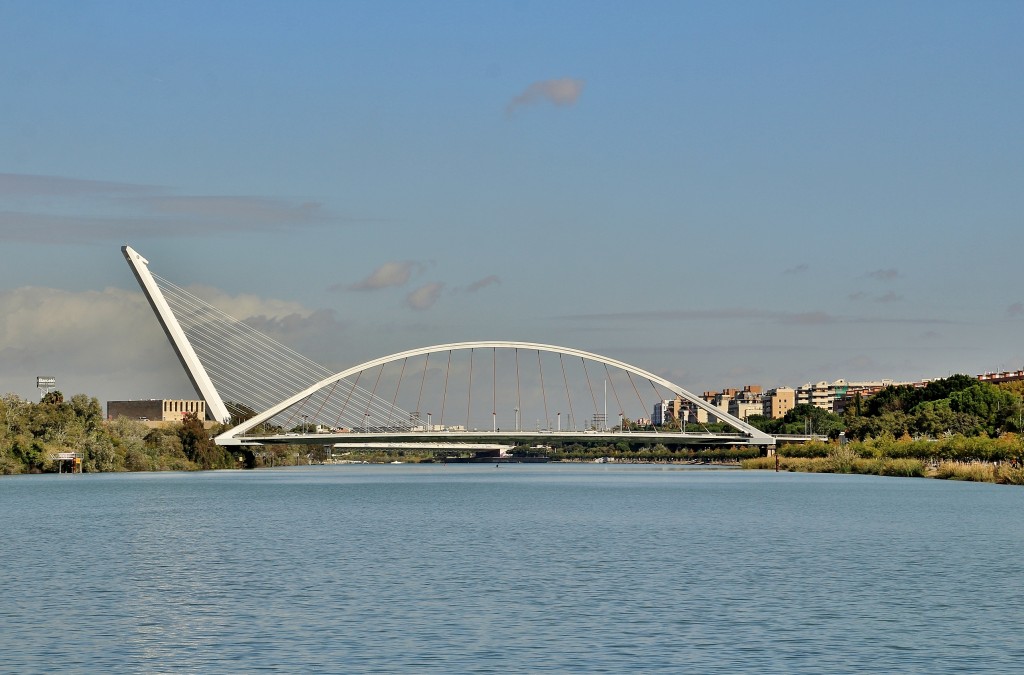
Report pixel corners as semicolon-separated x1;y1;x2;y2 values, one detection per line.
390;460;405;464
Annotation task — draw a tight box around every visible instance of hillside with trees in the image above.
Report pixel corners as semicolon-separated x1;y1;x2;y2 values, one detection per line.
743;374;1024;441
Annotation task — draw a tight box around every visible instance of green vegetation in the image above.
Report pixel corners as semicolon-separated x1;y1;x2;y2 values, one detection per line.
8;373;1024;480
746;404;846;437
740;375;1024;485
0;391;239;474
743;434;1024;484
743;374;1024;441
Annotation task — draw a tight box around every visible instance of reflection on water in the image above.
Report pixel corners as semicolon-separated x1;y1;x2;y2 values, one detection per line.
2;464;1023;673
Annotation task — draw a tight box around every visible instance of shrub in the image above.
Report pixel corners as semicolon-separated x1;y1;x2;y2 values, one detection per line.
879;458;926;477
934;461;996;482
996;464;1024;485
823;445;859;473
741;456;775;470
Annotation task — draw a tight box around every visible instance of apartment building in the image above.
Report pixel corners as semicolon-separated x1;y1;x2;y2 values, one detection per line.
762;387;795;419
728;385;763;421
796;379;911;413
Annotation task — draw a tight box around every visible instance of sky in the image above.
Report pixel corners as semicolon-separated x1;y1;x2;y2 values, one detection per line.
1;0;1023;407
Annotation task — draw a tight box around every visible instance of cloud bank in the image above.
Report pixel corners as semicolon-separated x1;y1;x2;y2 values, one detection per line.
0;172;334;243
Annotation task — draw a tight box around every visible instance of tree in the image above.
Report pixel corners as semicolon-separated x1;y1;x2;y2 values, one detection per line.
179;411;214;467
40;390;64;406
949;384;1020;437
780;404;844;438
911;400;957;437
865;385;921;416
921;374;979;401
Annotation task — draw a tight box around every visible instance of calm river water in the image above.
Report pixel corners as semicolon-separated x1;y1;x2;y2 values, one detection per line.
2;464;1023;673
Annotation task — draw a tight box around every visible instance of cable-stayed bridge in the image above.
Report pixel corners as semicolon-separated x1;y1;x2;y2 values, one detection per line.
122;246;776;452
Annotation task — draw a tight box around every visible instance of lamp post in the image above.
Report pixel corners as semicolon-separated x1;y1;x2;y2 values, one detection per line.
514;407;520;432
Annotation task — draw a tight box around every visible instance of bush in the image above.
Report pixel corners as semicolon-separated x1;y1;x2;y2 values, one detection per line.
996;464;1024;485
823;445;858;473
879;458;926;477
933;462;996;482
779;440;831;458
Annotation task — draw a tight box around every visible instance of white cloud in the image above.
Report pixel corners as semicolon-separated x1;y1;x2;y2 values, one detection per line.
341;261;422;291
406;282;444;310
185;285;314;320
506;78;586;114
0;172;334;244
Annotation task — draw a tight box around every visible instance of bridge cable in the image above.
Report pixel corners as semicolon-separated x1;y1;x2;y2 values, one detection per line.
559;354;576;431
415;353;429;424
626;372;655;434
152;272;415;430
648;378;668;430
389;358;408;429
311;380;341;429
365;365;385;431
537;350;551;431
466;348;474;431
333;370;363;430
440;350;451;427
603;364;626;431
581;357;600;428
282;394;314;432
515;349;521;432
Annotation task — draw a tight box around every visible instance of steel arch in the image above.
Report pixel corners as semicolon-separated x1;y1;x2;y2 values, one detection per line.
215;341;774;444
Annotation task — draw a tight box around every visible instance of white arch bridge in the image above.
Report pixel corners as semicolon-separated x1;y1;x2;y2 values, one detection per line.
122;246;776;452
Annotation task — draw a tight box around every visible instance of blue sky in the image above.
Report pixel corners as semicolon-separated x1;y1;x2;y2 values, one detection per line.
1;0;1022;406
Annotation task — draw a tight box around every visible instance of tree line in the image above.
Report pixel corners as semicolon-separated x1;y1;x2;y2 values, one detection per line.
0;391;238;474
744;374;1024;441
4;373;1023;475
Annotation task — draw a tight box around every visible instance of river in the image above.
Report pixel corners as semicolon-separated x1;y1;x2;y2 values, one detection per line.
2;464;1022;673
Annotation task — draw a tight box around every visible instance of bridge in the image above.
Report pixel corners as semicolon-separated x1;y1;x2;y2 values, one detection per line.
122;245;778;453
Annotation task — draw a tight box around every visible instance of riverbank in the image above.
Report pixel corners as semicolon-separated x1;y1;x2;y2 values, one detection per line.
742;454;1024;485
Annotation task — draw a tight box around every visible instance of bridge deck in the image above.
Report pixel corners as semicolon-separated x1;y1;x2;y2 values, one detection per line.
224;430;774;447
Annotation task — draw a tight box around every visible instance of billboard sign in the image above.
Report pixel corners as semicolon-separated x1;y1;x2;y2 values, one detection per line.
36;376;56;388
